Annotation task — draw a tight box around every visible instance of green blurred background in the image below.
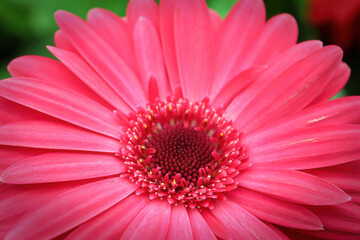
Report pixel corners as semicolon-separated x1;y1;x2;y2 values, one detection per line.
0;0;359;96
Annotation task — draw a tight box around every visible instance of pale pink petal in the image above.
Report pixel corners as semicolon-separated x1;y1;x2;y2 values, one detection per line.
6;178;137;240
87;8;137;72
173;0;214;100
201;209;232;240
0;121;120;153
187;208;216;240
133;17;171;99
211;200;282;240
311;62;351;104
48;46;132;115
229;188;323;230
236;168;351;205
65;194;150;240
120;199;171;240
233;46;343;133
244;14;298;67
225;40;323;120
247;125;360;169
1;152;127;184
55;10;147;109
309;202;360;233
0;97;52;124
127;0;158;30
210;0;265;92
54;30;77;52
0;77;122;139
166;204;193;240
159;0;180;92
7;56;102;103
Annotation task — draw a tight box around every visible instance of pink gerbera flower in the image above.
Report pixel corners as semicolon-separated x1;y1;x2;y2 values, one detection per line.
0;0;359;239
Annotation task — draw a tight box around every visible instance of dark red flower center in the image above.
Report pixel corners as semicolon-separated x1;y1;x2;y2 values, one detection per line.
119;97;250;209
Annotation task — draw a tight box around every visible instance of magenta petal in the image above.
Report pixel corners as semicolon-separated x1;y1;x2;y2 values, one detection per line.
0;77;122;139
0;146;47;171
187;209;216;240
133;17;171;99
55;10;147;109
120;199;171;240
211;200;282;240
229;188;323;230
201;209;232;240
236;168;351;205
66;194;150;239
1;152;127;184
6;178;137;240
166;204;193;240
173;0;214;100
0;121;120;153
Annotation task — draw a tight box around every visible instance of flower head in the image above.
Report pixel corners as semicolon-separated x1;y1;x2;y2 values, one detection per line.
0;0;360;239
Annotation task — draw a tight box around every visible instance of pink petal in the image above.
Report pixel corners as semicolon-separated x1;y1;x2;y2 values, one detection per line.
229;188;323;230
247;124;360;169
211;200;282;240
54;30;77;52
300;229;360;240
166;204;193;240
264;223;290;240
0;97;52;124
127;0;158;30
210;0;265;92
212;66;266;109
309;202;360;233
87;8;137;72
120;199;171;240
306;168;360;192
225;40;323;121
187;208;216;240
159;0;180;92
133;17;171;99
6;178;137;240
55;10;147;109
48;46;132;115
201;209;232;240
236;167;351;205
7;55;102;103
246;96;360;145
244;14;298;67
66;194;150;239
1;152;127;184
0;181;86;222
0;77;122;139
0;120;120;153
0;146;47;171
233;46;343;132
173;0;214;100
208;9;222;36
311;62;351;104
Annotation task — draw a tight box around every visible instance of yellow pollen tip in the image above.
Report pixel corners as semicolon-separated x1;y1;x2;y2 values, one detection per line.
148;116;152;121
173;180;176;184
134;135;138;140
141;146;146;150
143;124;147;129
169;106;173;111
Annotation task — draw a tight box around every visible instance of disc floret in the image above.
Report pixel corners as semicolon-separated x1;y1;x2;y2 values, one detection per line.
119;97;249;209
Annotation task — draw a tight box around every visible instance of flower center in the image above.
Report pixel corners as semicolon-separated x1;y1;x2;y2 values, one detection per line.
119;97;250;209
